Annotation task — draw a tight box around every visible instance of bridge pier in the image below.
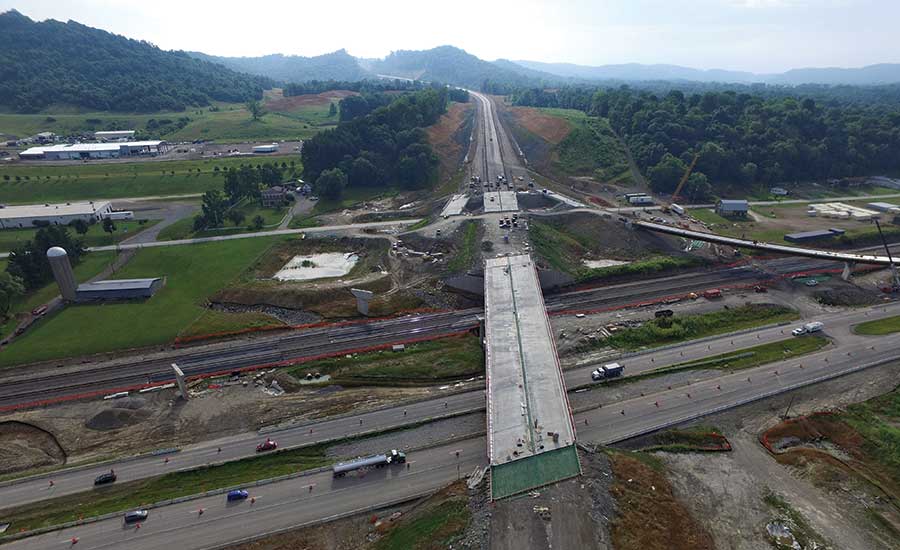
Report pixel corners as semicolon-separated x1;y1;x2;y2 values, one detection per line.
841;261;855;281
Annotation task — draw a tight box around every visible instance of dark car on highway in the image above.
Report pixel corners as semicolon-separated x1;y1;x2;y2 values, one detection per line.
94;472;117;486
227;489;249;501
124;510;148;523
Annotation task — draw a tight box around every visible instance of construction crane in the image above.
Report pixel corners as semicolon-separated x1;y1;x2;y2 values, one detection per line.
874;219;900;292
670;152;700;207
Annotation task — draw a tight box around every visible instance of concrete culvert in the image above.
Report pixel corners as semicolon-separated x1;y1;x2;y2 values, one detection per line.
0;421;67;474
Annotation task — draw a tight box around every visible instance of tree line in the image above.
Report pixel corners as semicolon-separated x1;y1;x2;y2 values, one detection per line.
283;79;429;97
0;10;270;113
511;85;900;199
194;161;295;231
301;88;454;200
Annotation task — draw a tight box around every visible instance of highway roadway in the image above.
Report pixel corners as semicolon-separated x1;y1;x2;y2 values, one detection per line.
5;303;899;549
2;438;488;550
3;301;899;512
0;261;785;412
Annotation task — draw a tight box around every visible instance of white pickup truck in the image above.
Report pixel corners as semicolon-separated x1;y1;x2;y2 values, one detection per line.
792;321;824;336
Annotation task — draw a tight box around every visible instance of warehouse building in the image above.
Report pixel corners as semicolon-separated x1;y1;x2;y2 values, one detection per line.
784;228;846;244
18;141;168;160
252;143;279;154
75;278;164;301
94;130;135;141
0;201;112;229
715;199;749;217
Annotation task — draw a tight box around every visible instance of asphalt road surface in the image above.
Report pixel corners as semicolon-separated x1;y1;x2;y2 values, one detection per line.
6;303;899;549
0;261;794;412
3;438;487;550
3;302;898;512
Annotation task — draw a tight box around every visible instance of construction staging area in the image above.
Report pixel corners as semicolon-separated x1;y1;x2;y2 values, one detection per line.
483;254;580;499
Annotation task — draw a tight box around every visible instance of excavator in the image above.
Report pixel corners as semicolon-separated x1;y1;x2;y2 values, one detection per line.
662;152;699;216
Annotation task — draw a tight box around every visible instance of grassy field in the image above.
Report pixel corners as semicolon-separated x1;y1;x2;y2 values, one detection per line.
284;335;483;384
0;220;159;252
311;186;398;215
447;221;478;272
0;155;301;204
854;315;900;335
0;237;284;366
666;336;829;372
553;113;629;180
580;255;703;283
841;386;900;483
0;101;335;143
688;208;735;227
375;499;470;550
157;202;287;241
605;304;799;351
0;251;116;340
0;444;329;534
528;219;700;280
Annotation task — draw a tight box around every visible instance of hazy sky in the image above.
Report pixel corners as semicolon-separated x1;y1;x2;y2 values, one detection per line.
2;0;897;73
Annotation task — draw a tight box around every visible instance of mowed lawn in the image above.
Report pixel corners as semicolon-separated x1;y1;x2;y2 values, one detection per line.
0;220;159;252
0;102;334;143
158;202;287;241
0;155;301;204
0;251;116;340
0;237;284;366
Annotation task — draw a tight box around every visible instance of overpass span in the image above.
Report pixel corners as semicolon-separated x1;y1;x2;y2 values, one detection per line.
633;220;897;279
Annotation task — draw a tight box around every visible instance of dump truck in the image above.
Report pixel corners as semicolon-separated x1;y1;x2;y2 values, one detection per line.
591;363;624;381
332;449;406;477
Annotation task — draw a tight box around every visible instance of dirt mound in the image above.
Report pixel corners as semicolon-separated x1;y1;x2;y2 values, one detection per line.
608;452;716;550
265;90;357;112
510;107;574;145
813;285;881;306
0;421;66;474
85;398;152;431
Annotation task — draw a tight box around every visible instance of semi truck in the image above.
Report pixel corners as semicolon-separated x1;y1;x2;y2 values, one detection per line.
591;363;624;381
332;449;406;477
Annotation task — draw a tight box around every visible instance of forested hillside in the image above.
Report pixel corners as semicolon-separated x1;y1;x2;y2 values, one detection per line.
190;49;369;83
302;88;455;198
0;10;270;113
370;46;556;93
513;86;900;199
283;79;428;97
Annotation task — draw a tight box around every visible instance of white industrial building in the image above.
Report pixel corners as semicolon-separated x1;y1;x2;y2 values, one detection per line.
94;130;135;141
0;201;112;229
18;141;168;160
252;143;279;154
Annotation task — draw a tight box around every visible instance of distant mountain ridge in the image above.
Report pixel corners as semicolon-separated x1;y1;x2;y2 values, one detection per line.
510;59;900;85
188;49;369;83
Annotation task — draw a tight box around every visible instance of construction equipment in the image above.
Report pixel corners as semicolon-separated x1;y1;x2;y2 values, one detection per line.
874;219;900;291
663;152;700;214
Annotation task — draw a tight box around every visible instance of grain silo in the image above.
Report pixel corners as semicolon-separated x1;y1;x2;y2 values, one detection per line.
47;246;77;301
